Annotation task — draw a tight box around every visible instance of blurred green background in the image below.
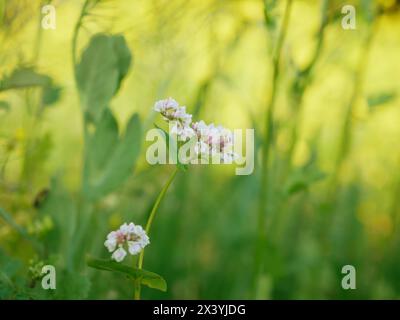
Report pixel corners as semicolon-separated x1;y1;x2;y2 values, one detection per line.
1;0;400;299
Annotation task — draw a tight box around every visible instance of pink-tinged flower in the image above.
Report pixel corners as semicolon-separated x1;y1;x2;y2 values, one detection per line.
104;222;150;262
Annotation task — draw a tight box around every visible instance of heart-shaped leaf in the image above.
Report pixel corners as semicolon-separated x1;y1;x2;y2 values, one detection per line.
87;257;167;292
76;34;132;123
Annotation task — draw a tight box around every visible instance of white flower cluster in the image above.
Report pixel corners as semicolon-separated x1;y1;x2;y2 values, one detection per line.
154;97;194;140
104;222;150;262
154;98;237;162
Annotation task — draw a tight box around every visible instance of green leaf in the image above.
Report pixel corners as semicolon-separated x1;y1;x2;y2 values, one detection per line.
37;179;77;269
112;35;132;92
42;84;62;106
154;124;188;172
87;257;167;292
0;67;51;92
85;113;142;200
0;100;10;112
367;92;396;109
85;108;119;178
76;34;132;123
285;167;326;196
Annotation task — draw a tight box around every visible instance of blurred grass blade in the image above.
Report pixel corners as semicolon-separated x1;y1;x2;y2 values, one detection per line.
367;92;396;109
87;257;167;292
0;207;31;239
0;207;42;252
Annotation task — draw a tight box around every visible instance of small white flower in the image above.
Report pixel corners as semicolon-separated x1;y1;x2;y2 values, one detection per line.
104;234;117;252
154;97;179;113
119;223;130;235
127;241;142;255
191;120;237;162
154;98;238;162
154;98;194;141
111;247;127;262
104;222;150;262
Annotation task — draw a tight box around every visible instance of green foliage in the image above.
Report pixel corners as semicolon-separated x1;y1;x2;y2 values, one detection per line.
84;111;142;200
87;257;167;292
285;166;326;196
42;84;62;106
75;34;132;123
0;100;10;112
0;67;51;92
1;0;400;301
367;92;397;109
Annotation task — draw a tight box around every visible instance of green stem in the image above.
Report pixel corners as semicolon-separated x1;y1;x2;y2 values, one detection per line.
254;0;292;295
286;0;328;167
72;0;91;81
329;19;376;197
134;167;179;299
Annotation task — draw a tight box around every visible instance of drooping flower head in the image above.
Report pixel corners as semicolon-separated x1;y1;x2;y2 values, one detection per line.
104;222;150;262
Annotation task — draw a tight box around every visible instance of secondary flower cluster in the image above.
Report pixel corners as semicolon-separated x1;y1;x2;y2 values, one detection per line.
154;97;194;140
154;98;237;162
104;223;150;262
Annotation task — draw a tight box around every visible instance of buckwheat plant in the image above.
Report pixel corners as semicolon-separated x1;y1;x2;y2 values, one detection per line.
90;97;237;300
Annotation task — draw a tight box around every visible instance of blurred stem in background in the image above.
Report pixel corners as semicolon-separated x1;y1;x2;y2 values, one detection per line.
254;0;293;298
135;167;179;300
20;0;51;189
330;5;377;196
321;1;377;251
286;0;329;170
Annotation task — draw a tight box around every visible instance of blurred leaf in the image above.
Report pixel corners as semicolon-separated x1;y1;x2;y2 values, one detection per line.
0;249;23;299
367;92;396;109
76;34;132;123
42;84;62;106
85;113;142;200
22;132;53;181
0;100;10;112
38;179;77;268
285;167;326;196
0;67;51;92
0;0;4;27
86;108;119;176
87;257;167;292
263;0;278;30
113;35;132;92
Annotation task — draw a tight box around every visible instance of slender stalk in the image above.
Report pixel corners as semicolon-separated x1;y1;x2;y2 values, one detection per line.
286;0;329;167
329;20;376;196
72;0;90;76
254;0;292;295
134;167;179;300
